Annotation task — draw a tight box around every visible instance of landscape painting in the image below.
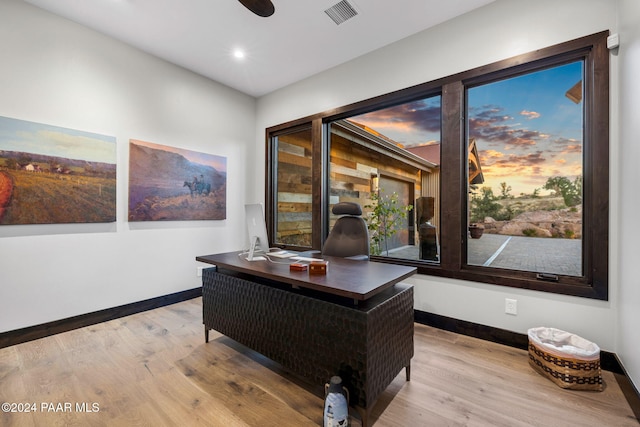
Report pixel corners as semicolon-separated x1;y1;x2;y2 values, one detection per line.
0;116;116;225
128;139;226;221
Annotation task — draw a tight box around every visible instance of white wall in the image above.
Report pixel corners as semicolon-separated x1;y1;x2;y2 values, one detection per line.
0;0;256;332
258;0;630;375
618;0;640;392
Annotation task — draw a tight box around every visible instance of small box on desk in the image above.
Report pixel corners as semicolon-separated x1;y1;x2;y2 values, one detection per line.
309;260;328;275
289;263;308;272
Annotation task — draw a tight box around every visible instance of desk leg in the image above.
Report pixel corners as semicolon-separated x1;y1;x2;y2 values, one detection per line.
356;406;370;427
205;327;209;343
406;363;411;381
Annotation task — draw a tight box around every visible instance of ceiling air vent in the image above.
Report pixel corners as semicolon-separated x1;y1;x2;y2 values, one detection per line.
324;0;358;25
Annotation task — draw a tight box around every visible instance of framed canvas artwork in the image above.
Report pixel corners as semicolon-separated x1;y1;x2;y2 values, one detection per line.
0;116;116;225
128;139;227;221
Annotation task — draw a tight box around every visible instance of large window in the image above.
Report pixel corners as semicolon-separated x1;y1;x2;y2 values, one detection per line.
466;60;584;278
328;96;441;262
269;125;314;248
266;32;609;299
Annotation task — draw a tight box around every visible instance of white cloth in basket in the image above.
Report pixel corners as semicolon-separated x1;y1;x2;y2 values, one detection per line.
527;326;600;360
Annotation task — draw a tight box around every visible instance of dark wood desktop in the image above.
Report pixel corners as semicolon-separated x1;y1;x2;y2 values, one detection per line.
196;251;416;302
196;251;417;427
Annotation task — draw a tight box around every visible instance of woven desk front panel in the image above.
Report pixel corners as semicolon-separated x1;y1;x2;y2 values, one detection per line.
202;269;414;408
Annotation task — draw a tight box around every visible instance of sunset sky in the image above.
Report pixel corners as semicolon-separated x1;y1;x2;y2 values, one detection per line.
351;61;583;197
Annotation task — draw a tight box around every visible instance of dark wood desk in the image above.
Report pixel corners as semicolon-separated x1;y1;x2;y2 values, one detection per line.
196;251;416;302
196;251;416;427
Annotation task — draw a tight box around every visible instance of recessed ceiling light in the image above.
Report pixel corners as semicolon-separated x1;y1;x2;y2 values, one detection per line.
233;49;246;60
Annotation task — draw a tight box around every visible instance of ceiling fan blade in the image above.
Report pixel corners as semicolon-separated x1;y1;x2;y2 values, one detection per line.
237;0;275;17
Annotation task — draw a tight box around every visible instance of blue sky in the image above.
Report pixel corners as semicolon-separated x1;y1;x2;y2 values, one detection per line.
468;61;583;196
0;116;116;164
351;61;583;196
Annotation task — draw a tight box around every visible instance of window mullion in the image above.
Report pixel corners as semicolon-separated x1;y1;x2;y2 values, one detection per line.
440;81;465;271
311;118;324;250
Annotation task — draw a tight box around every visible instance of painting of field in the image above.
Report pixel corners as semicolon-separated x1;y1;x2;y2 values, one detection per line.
128;139;226;221
0;116;116;225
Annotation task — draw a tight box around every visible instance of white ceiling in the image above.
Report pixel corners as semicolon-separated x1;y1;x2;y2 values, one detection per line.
23;0;495;98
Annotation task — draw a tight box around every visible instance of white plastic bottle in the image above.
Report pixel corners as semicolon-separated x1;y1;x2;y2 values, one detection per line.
323;376;349;427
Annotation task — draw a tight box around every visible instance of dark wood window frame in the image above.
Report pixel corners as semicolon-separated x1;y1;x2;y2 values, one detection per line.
266;31;609;300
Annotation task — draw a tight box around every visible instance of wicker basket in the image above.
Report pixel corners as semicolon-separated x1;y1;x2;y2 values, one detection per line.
528;327;603;391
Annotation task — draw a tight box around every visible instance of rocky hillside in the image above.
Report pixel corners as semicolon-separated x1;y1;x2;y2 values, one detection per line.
480;197;582;239
129;142;225;190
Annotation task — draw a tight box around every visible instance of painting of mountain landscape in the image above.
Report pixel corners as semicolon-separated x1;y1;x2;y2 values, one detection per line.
0;116;116;225
128;139;226;221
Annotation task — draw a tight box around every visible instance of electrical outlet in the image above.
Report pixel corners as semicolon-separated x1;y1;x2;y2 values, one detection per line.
505;298;518;315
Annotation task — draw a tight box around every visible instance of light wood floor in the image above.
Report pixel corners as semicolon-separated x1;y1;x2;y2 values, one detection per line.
0;297;637;426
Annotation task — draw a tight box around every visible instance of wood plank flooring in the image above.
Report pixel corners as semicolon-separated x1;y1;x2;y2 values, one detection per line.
0;297;637;426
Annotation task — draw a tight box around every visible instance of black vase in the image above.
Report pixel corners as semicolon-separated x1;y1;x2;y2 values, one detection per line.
469;225;484;239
